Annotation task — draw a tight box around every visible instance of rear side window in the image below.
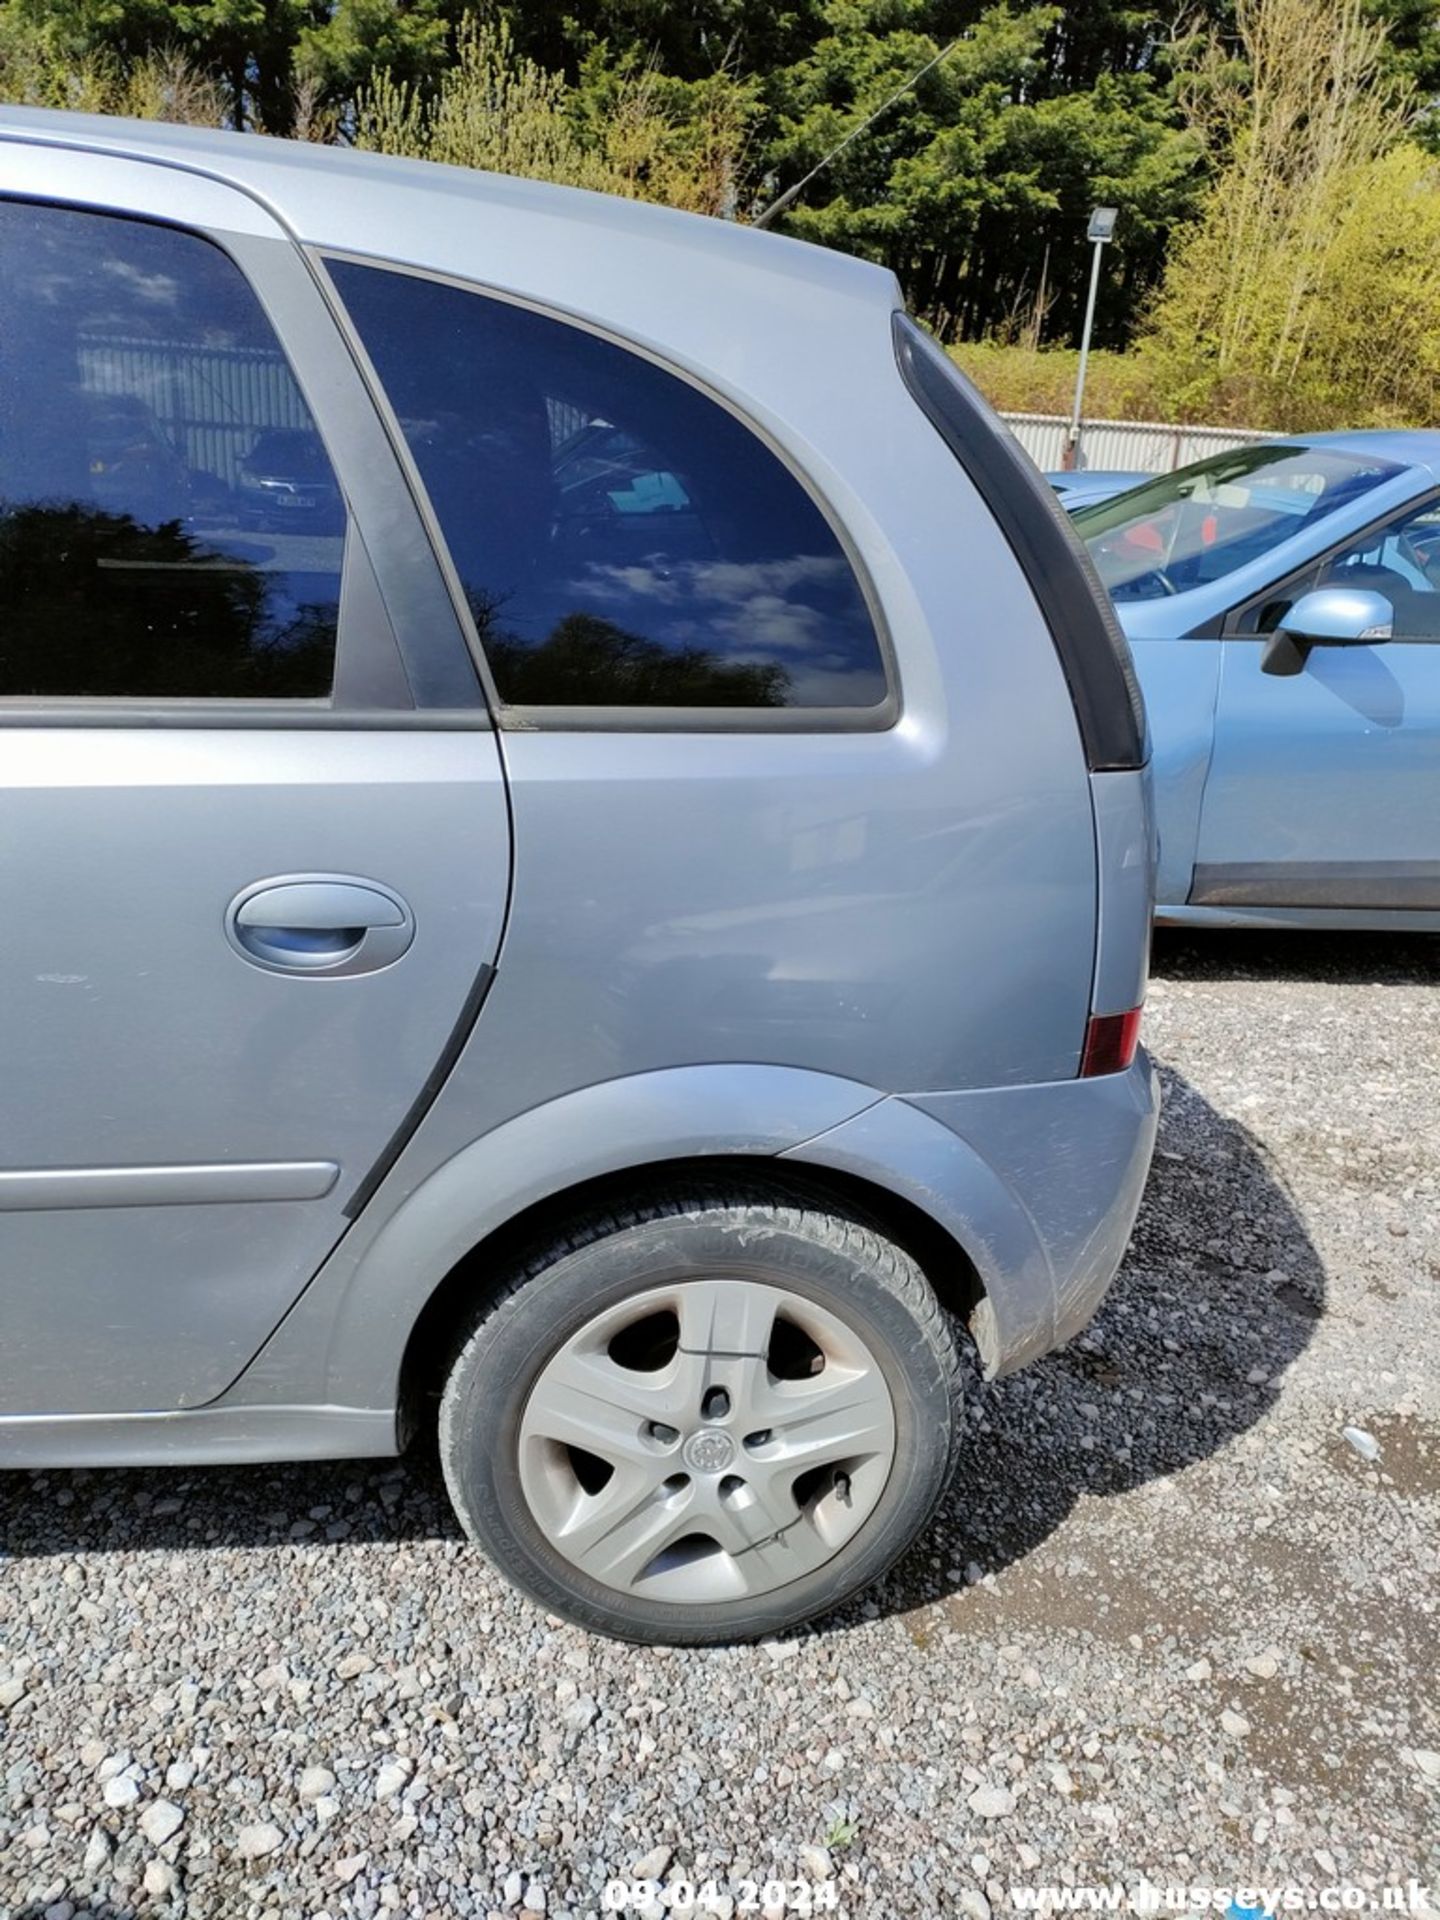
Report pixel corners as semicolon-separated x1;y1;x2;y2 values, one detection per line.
328;259;887;714
0;200;345;700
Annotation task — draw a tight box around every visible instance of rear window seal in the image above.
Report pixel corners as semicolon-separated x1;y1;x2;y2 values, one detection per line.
892;313;1147;772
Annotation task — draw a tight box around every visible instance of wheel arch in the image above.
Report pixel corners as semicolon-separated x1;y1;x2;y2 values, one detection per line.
249;1064;1050;1422
396;1152;990;1438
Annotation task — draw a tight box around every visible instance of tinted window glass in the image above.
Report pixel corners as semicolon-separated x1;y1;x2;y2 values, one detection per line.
0;201;343;699
1238;493;1440;639
1073;445;1402;605
1320;496;1440;640
329;261;886;710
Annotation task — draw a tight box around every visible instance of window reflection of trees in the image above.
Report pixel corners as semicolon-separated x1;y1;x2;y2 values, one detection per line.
0;503;336;699
467;595;789;707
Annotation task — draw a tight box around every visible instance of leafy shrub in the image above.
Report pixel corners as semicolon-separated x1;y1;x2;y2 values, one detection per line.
948;343;1175;422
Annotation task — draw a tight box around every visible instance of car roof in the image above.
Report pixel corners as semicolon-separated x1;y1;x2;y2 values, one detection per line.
0;106;896;314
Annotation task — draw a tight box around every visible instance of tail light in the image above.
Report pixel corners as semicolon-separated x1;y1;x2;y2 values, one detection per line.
1080;1006;1143;1077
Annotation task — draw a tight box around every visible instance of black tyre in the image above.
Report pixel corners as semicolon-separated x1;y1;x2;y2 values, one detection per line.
437;1185;964;1644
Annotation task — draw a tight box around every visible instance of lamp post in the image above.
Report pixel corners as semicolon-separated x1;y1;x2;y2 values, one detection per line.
1064;205;1119;470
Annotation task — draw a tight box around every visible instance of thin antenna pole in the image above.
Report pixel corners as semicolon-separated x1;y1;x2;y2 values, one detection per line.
753;37;963;230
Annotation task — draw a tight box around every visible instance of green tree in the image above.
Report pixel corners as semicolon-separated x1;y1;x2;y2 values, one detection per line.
501;0;822;87
8;0;330;129
0;6;225;118
763;2;1204;341
295;0;457;117
1145;0;1420;424
354;13;614;185
354;13;757;215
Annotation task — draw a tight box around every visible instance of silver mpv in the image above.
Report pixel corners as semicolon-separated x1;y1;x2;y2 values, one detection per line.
0;109;1158;1644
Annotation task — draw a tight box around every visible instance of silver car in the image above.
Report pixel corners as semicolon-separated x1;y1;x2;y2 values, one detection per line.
0;108;1158;1643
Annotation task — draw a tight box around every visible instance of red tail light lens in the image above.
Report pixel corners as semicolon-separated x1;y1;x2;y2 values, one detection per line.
1080;1006;1143;1077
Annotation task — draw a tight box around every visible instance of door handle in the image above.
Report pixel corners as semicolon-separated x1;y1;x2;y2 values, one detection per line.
226;877;415;977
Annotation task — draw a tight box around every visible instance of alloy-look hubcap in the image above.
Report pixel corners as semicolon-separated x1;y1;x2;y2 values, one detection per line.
516;1278;898;1604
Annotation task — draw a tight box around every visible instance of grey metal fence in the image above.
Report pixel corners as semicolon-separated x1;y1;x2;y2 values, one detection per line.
77;336;312;490
999;411;1272;475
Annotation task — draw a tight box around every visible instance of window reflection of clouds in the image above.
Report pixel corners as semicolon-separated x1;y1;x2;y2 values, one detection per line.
557;555;864;661
99;260;186;312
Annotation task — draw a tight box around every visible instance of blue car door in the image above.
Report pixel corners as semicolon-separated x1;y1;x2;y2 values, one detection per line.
1192;496;1440;914
1127;636;1223;909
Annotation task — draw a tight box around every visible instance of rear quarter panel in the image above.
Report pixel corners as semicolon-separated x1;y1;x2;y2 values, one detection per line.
417;332;1101;1119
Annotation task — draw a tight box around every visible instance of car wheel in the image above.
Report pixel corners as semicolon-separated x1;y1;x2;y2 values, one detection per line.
438;1184;964;1644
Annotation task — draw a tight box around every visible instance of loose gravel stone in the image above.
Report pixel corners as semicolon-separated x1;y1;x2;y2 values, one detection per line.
142;1859;177;1896
631;1845;673;1880
137;1798;184;1845
235;1820;285;1860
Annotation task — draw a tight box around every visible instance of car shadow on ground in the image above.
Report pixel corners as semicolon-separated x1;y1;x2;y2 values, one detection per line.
867;1053;1327;1625
1;1051;1326;1645
1152;924;1438;985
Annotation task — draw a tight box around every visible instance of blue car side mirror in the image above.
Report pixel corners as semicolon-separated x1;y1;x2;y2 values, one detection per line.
1262;587;1395;677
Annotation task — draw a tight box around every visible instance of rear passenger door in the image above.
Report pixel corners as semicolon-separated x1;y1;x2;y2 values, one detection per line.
0;147;508;1415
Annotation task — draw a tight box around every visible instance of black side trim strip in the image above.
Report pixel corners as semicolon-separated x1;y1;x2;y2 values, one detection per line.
1191;862;1440;910
893;314;1147;771
341;962;496;1219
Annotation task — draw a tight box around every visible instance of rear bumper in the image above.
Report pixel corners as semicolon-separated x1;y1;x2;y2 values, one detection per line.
784;1050;1159;1377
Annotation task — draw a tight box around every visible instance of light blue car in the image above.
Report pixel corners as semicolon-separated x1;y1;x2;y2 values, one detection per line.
1070;433;1440;926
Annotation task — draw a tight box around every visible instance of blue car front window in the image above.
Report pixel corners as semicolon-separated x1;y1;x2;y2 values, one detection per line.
1073;446;1403;603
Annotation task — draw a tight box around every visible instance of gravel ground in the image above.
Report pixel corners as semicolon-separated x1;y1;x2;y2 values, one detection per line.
2;930;1437;1920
